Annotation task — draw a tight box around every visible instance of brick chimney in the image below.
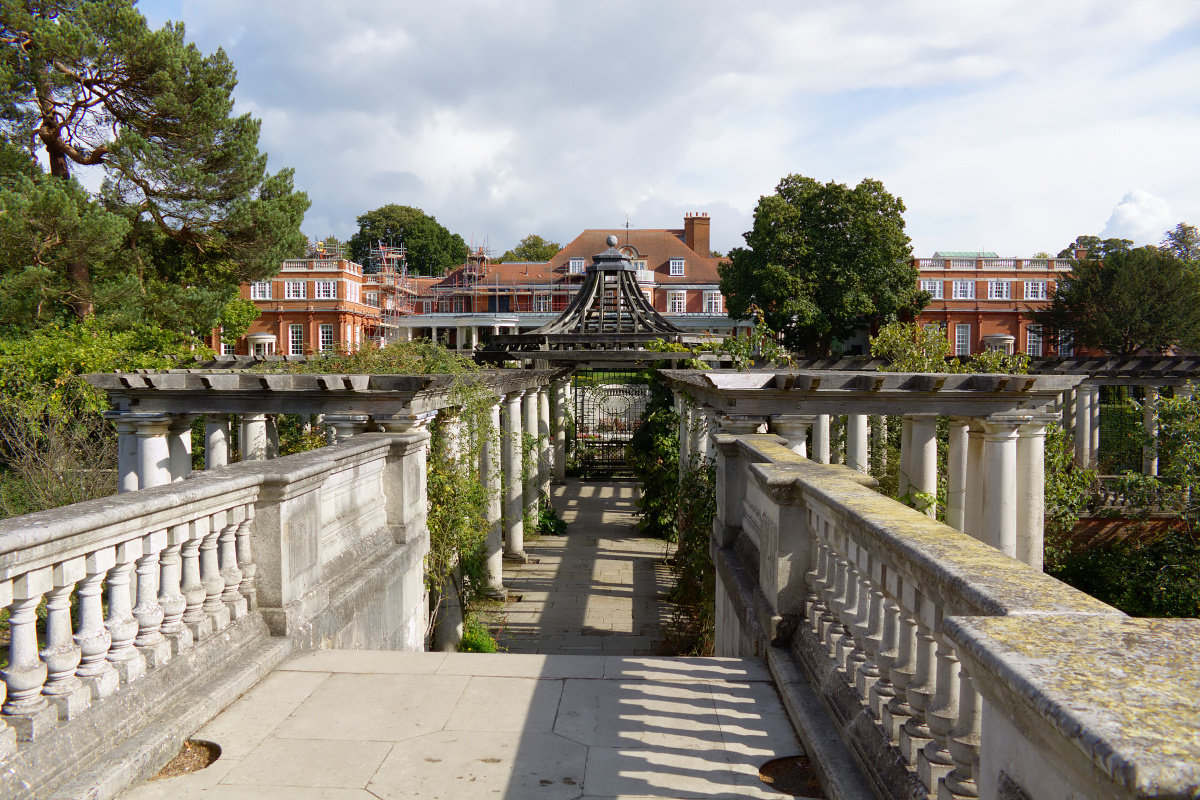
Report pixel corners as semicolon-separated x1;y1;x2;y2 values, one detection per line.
684;212;710;257
1074;248;1088;260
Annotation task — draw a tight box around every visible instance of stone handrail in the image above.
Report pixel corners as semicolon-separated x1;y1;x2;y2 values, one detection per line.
714;433;1199;800
0;432;432;797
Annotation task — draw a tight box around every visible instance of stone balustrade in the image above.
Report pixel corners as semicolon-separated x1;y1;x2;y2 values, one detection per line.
705;431;1200;800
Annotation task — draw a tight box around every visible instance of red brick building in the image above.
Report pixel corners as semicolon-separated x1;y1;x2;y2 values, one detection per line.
913;250;1085;357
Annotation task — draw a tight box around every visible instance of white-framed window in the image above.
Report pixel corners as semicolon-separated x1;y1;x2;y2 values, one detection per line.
954;324;971;356
453;298;464;313
668;290;686;313
920;279;944;299
951;280;975;300
568;257;585;274
534;294;550;312
284;281;306;300
421;300;432;314
314;280;336;299
221;342;235;355
1058;329;1074;355
365;292;379;308
342;281;359;303
1026;326;1043;357
669;258;685;276
319;323;334;352
250;281;271;300
1024;280;1048;300
703;291;723;314
642;289;654;306
987;280;1011;300
289;324;304;356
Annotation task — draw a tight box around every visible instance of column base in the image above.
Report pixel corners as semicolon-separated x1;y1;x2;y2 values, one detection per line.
2;702;57;741
205;604;231;632
45;682;93;720
899;724;933;766
919;741;955;793
81;667;120;700
136;637;173;669
503;551;529;564
482;586;509;601
185;615;214;642
161;625;194;656
109;651;147;684
225;595;250;621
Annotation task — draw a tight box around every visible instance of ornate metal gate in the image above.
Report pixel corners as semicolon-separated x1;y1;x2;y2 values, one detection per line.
572;369;651;477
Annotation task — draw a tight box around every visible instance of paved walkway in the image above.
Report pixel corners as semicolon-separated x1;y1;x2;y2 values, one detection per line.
494;480;675;656
121;651;808;799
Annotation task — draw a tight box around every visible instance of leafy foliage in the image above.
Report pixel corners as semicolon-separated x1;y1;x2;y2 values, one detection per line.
1029;247;1200;356
457;615;499;652
494;234;561;263
1056;235;1132;260
627;371;680;540
719;174;922;356
1116;387;1200;529
263;339;478;376
1159;223;1200;261
870;321;1032;375
710;310;791;371
666;458;716;656
349;204;467;276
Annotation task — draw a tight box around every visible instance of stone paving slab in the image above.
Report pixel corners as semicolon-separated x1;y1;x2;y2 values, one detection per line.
119;651;813;800
493;480;675;656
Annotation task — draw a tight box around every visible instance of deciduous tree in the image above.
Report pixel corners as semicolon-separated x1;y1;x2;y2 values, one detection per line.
1160;222;1200;261
494;234;561;263
349;204;467;276
718;174;922;356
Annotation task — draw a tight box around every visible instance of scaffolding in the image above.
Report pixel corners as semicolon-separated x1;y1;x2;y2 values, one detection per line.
363;241;413;342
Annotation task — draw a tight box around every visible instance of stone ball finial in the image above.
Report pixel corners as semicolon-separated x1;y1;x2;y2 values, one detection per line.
606;235;618;247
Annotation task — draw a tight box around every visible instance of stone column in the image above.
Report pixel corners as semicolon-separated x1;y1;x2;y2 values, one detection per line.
812;414;831;464
1090;385;1101;464
908;415;938;517
480;399;506;597
106;413;139;493
1016;414;1056;570
982;417;1021;556
553;378;568;481
1074;384;1095;467
502;391;527;562
1143;387;1159;476
241;413;269;461
946;418;969;532
537;385;551;498
167;415;195;482
846;414;869;474
678;395;692;477
770;415;815;457
204;414;231;470
430;325;439;344
265;415;280;459
829;415;843;465
965;420;986;539
523;388;539;525
1062;387;1076;439
898;416;913;498
324;414;370;444
133;414;172;489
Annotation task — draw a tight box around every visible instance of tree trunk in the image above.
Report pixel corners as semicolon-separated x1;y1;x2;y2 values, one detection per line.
44;143;94;319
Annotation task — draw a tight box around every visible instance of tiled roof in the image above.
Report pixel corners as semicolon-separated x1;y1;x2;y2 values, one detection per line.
547;228;722;284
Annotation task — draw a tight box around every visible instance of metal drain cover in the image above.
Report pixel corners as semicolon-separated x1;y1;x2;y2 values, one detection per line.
758;755;825;797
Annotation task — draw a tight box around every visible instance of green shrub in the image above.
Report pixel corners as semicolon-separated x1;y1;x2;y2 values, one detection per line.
457;616;499;653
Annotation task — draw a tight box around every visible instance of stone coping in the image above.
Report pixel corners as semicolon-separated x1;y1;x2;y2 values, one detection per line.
727;434;1119;620
945;615;1200;795
0;433;413;569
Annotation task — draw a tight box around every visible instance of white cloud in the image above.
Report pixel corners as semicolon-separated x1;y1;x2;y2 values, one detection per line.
110;1;1200;256
1101;190;1176;246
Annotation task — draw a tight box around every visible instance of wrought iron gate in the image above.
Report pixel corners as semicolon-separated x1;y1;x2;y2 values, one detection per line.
571;369;651;477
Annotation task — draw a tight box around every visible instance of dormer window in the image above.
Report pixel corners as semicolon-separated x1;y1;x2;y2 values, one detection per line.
568;257;585;274
669;258;685;276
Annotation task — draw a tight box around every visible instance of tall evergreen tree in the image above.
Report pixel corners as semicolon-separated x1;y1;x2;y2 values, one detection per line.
0;0;308;323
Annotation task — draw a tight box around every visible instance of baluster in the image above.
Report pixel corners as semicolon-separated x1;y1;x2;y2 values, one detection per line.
899;598;938;765
855;561;886;701
823;554;851;660
841;557;869;680
105;542;147;684
201;511;231;631
870;580;901;719
75;549;119;699
40;559;91;720
806;533;831;635
236;504;257;610
920;631;961;792
181;517;213;641
0;580;14;758
813;538;837;639
219;505;248;620
942;667;982;799
883;580;918;742
132;530;171;668
2;569;57;740
159;523;194;654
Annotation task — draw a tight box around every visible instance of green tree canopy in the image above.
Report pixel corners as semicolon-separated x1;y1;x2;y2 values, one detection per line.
349;204;467;275
1029;247;1200;356
718;174;922;356
1160;222;1200;261
0;0;309;322
494;234;561;263
1056;235;1133;260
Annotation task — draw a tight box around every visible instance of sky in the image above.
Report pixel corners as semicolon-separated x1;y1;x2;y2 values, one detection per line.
132;0;1200;259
